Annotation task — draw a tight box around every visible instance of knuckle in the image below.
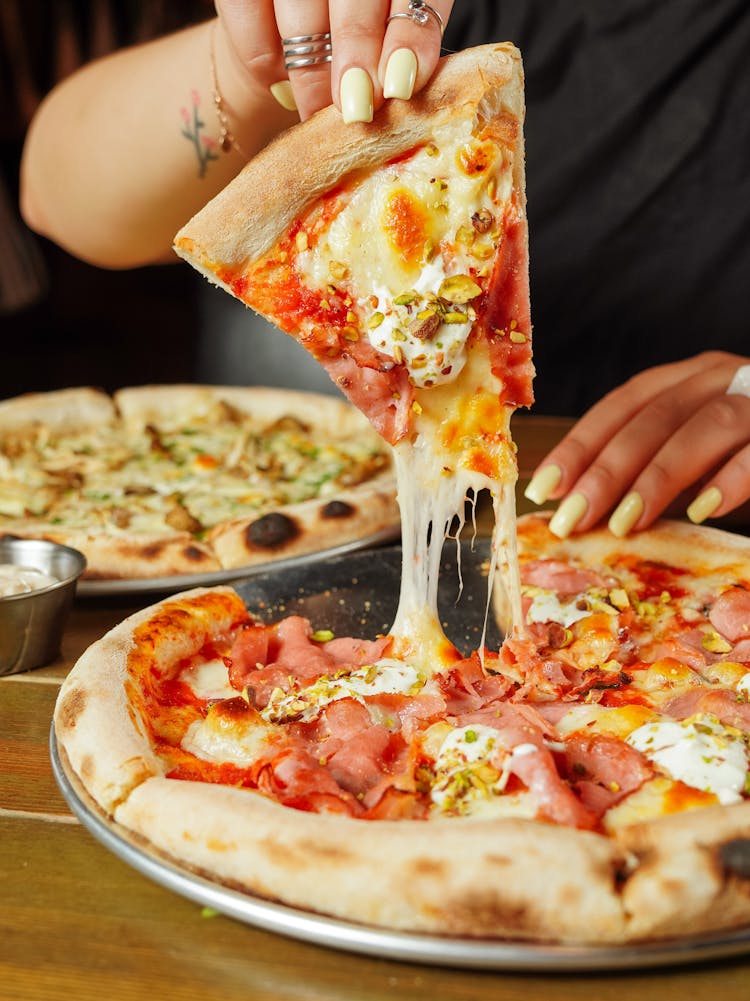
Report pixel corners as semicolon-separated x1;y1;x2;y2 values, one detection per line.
557;434;591;468
730;446;750;480
639;457;675;491
702;396;746;431
581;461;622;493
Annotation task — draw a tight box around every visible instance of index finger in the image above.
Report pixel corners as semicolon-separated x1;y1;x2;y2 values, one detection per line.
379;1;454;100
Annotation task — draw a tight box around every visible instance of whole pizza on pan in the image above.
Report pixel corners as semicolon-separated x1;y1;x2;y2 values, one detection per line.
54;513;750;945
0;384;398;581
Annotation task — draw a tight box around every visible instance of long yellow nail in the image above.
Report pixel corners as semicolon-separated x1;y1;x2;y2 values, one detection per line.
340;67;373;123
524;464;562;505
383;48;417;99
270;80;297;111
687;486;722;524
549;493;588;539
608;491;644;538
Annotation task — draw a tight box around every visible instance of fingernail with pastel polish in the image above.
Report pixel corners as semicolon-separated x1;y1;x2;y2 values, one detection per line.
548;493;588;539
270;80;297;112
524;465;562;505
608;491;644;538
340;67;373;123
687;486;722;524
383;48;417;99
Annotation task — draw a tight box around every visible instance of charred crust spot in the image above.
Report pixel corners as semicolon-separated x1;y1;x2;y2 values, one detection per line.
321;500;355;519
142;540;171;558
412;858;447;878
718;838;750;880
484;853;514;869
57;687;86;730
184;545;208;563
247;512;299;549
79;753;95;782
307;843;355;863
442;892;533;934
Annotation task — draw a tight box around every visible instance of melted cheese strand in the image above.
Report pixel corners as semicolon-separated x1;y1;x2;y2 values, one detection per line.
389;344;524;669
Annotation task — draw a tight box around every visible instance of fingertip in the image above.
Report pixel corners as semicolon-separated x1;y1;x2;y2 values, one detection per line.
548;493;588;539
687;486;723;524
382;48;418;100
269;81;297;112
523;465;562;506
340;67;374;124
608;491;644;538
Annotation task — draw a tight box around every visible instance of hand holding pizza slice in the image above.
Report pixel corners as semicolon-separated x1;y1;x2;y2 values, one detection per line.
175;42;533;660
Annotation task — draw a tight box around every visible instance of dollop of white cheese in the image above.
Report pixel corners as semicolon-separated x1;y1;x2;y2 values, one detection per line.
430;725;539;814
738;672;750;700
182;714;273;767
0;564;58;597
364;259;473;388
181;657;236;702
626;714;749;805
525;589;592;628
261;658;422;724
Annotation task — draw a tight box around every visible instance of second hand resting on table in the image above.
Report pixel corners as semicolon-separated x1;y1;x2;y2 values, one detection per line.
18;1;750;539
524;352;750;538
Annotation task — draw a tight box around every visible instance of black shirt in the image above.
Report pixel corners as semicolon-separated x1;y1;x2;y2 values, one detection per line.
446;1;750;414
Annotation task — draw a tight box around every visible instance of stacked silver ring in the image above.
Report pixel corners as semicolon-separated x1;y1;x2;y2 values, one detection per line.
282;31;332;71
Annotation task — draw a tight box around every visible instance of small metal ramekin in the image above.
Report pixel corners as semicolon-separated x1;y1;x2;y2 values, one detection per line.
0;538;87;675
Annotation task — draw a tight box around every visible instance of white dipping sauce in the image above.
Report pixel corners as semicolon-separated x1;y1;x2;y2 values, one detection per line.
0;564;58;597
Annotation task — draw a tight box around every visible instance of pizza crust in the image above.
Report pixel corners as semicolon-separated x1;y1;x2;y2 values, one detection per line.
615;803;750;940
174;42;525;282
113;775;628;943
0;386;116;433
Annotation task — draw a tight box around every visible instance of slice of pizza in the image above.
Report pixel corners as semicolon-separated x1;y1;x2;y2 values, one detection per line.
174;43;533;666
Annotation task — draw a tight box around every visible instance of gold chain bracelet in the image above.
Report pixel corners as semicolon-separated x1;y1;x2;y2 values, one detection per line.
209;22;248;158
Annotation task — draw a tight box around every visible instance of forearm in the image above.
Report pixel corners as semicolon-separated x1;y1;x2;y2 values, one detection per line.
20;19;295;269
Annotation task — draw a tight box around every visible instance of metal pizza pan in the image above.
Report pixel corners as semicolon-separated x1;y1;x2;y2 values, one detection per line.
76;526;400;598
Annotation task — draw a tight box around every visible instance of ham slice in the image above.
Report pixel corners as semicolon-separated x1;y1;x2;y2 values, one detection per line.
663;687;750;730
563;734;652;816
709;586;750;643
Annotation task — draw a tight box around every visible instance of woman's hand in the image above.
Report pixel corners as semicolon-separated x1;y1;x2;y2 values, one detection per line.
215;0;454;122
524;351;750;538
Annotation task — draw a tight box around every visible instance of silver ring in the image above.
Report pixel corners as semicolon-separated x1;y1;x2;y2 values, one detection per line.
726;364;750;399
387;1;444;35
281;31;332;71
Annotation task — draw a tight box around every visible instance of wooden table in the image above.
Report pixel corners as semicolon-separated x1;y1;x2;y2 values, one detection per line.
3;416;749;1000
